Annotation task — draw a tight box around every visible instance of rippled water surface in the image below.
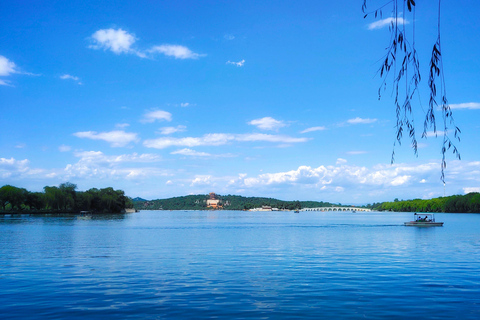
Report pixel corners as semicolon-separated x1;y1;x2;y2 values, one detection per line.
1;210;480;319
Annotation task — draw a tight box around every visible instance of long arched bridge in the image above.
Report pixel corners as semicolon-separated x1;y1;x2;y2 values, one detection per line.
301;207;371;212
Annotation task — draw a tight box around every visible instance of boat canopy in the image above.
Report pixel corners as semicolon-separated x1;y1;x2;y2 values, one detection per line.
413;213;436;222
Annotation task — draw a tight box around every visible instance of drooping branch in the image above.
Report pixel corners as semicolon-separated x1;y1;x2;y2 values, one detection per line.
363;0;460;183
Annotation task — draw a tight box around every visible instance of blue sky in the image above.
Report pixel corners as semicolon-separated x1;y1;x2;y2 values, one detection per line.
1;1;480;204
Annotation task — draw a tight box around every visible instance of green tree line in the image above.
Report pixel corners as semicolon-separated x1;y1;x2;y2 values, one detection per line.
0;183;133;213
134;194;335;211
378;193;480;213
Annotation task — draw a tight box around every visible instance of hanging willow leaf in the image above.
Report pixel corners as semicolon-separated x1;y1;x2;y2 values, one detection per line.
363;0;460;183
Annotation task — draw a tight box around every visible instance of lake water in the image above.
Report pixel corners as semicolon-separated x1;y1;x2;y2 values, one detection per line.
1;210;479;319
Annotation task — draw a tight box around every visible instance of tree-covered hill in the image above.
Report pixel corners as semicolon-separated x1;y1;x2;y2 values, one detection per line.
133;194;336;211
378;193;480;213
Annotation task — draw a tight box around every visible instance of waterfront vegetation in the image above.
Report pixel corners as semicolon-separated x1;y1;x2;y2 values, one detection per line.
0;183;133;214
377;193;480;213
134;194;335;211
135;192;480;213
2;183;480;214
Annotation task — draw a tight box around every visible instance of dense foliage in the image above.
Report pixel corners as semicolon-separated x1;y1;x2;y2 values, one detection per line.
379;193;480;213
134;194;336;211
0;183;133;213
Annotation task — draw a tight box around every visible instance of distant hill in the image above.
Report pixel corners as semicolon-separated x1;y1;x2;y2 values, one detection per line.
132;197;148;202
133;194;337;211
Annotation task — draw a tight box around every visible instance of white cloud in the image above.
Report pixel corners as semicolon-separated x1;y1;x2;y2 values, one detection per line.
149;45;202;59
158;125;186;135
89;28;203;60
144;132;308;149
171;148;212;157
171;148;234;158
60;74;82;85
0;55;20;86
0;158;30;177
227;59;245;67
73;130;139;147
347;117;377;124
144;133;235;149
73;150;161;164
63;151;164;181
141;110;172;123
347;151;367;155
336;158;347;165
180;103;191;107
301;126;326;134
248;117;286;131
423;131;445;138
236;133;308;143
115;123;130;129
239;162;430;191
190;175;214;187
224;34;235;40
60;74;79;81
59;145;72;152
449;102;480;110
89;28;137;55
368;17;408;30
0;55;17;76
464;187;480;194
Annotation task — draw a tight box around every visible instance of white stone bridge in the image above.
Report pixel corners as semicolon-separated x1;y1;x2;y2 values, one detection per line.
301;207;371;212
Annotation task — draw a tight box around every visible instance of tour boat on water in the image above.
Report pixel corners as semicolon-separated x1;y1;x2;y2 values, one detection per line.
404;213;444;227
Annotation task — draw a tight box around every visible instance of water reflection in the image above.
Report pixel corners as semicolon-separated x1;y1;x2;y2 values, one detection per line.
1;211;480;319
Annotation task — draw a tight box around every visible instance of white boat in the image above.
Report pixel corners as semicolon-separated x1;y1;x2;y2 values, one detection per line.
404;213;444;227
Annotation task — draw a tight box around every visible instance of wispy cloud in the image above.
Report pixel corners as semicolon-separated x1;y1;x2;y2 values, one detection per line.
300;126;326;134
60;74;82;85
171;148;212;157
115;123;130;129
423;131;445;138
149;45;203;59
346;151;367;155
171;148;235;158
58;145;72;152
73;130;139;147
248;117;286;131
144;133;235;149
227;59;245;67
368;17;408;30
347;117;377;125
0;55;37;86
449;102;480;110
141;110;172;123
158;125;187;135
224;34;235;40
89;28;202;60
236;133;308;143
144;133;308;149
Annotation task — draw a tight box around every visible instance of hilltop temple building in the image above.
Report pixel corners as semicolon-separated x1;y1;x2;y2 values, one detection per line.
206;192;222;209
